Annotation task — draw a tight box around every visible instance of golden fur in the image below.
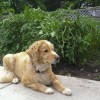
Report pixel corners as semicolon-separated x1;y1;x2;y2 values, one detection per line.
0;40;72;95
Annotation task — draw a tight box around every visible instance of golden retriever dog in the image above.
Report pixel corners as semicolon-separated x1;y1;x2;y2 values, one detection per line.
0;40;72;95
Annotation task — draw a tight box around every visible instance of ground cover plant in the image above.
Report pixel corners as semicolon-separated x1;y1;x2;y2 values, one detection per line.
0;7;100;65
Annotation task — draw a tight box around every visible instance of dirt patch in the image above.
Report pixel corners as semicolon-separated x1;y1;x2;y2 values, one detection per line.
52;60;100;81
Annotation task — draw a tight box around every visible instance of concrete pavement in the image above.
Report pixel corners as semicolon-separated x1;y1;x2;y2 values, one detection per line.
0;75;100;100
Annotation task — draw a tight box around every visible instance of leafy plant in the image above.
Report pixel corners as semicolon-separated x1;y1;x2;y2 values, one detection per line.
0;8;100;65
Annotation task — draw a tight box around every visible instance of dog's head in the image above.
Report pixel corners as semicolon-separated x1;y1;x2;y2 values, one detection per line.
26;40;60;64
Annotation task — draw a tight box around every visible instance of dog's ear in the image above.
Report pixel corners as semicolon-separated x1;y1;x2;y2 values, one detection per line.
26;41;40;62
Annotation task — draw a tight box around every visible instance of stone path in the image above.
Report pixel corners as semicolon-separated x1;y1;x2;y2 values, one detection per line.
0;75;100;100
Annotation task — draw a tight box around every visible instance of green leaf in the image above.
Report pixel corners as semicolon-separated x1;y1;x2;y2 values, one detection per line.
39;30;43;35
50;31;55;37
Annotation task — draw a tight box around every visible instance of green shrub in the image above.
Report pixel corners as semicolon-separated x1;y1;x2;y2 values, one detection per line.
0;8;100;65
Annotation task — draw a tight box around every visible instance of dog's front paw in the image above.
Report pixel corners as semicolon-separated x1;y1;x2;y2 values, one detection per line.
45;88;54;94
62;88;72;96
12;77;19;84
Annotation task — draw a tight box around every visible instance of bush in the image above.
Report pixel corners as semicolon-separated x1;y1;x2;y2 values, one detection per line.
0;8;100;65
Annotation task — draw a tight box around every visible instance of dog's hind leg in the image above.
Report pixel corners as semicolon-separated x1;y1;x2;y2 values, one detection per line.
3;54;15;72
0;66;14;83
0;67;19;83
0;54;19;83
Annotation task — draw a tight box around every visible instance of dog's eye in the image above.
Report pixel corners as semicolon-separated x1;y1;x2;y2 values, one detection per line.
44;49;48;52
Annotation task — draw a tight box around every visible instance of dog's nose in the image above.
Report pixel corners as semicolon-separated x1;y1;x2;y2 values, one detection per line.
55;55;60;62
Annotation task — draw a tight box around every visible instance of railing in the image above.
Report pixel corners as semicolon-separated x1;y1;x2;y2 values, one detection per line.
67;6;100;20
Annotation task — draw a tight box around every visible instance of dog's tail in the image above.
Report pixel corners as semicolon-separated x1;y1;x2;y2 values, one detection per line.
0;66;14;83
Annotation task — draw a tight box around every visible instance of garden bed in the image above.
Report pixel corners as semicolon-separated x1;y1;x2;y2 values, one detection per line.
53;58;100;81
